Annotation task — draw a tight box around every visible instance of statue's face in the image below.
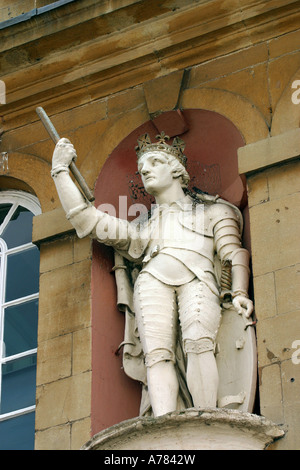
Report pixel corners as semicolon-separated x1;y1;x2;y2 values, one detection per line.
137;151;174;196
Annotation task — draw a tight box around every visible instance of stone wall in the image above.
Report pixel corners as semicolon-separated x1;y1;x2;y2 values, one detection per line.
34;234;92;449
239;130;300;449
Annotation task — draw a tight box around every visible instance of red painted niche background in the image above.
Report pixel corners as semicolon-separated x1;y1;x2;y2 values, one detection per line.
91;109;251;436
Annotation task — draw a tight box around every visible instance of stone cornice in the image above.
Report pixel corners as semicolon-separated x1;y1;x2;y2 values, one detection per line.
0;0;141;50
1;0;300;129
238;128;300;175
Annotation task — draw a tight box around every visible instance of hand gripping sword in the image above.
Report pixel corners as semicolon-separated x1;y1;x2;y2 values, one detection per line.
36;106;95;202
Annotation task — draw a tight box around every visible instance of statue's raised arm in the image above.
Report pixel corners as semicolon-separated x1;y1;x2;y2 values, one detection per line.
51;138;138;253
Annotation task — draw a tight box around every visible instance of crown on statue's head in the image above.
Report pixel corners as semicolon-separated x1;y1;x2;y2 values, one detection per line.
135;132;187;168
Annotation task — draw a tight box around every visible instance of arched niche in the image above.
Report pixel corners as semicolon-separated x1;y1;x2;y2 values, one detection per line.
91;109;253;436
0;153;55;213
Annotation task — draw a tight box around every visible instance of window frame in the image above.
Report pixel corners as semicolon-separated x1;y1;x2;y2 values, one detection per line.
0;191;41;424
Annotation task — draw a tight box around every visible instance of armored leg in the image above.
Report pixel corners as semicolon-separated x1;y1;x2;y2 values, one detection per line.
133;272;179;416
177;278;221;408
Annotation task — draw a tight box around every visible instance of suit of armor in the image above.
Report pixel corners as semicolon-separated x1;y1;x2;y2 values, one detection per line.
67;193;249;370
51;132;253;416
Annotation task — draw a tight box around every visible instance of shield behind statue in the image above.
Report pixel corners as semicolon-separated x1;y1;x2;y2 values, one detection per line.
216;305;257;412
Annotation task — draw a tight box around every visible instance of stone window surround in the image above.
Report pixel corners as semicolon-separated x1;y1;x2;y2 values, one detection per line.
0;190;41;426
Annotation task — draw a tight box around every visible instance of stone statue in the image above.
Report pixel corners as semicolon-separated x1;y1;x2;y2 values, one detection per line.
51;132;254;417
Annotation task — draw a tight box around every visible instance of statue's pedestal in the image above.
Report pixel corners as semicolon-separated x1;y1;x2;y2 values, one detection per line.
82;408;284;450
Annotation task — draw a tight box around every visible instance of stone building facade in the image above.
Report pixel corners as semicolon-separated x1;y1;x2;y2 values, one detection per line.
0;0;299;450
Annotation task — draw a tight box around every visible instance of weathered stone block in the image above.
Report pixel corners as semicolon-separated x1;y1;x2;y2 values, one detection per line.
32;207;74;245
39;236;73;274
72;327;92;376
268;29;300;59
35;423;71;450
71;417;91;450
256;309;300;368
275;264;300;315
267;160;300;201
36;371;91;429
249;193;300;276
36;334;72;386
38;259;92;342
107;87;144;117
253;272;277;321
73;236;92;263
189;43;268;85
279;359;300;449
259;363;284;424
51;99;107;136
247;172;269;208
143;70;184;115
238;128;300;175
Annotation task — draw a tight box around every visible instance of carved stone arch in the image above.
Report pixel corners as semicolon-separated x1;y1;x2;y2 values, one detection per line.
0;152;55;212
79;86;270;191
271;67;300;136
79;107;149;190
181;87;270;145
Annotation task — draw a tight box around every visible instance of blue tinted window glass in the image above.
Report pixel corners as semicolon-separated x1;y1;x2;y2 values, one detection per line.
1;206;34;249
3;299;39;357
5;247;40;302
0;411;35;450
0;203;12;228
1;355;37;414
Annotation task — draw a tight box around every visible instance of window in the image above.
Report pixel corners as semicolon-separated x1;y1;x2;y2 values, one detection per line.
0;191;41;450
